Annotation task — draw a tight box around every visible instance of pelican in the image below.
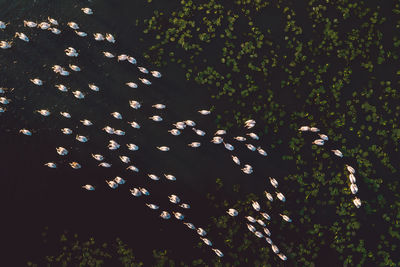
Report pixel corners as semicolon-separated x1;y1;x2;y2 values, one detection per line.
257;219;266;227
15;32;29;42
254;231;264;238
18;128;32;136
82;184;95;191
114;176;126;184
263;227;271;237
81;7;93;15
271;244;280;254
44;162;57;168
241;167;253;174
269;177;278;188
312;139;324;146
0;87;4;93
88;84;99;92
128;121;140;129
212;249;224;258
119;156;131;164
349;173;356;184
55;84;68;92
261;212;271;221
111;112;122;119
179;203;190;209
75;31;87;37
151;70;162;78
126;82;138;88
140;187;150;195
65;50;78;57
264;191;273;202
103;126;115;134
265;237;273;245
246;143;256;151
38;22;50;30
184;120;196;127
138;67;148;74
243;164;252;171
252;201;260;211
200;237;212;246
69;162;81;169
0;41;11;49
67;21;79;29
257;147;267;156
168;129;181;136
157;146;170;151
188;142;201;148
24;20;37;27
350;183;358;194
0;107;5;113
69;64;81;72
49;28;61;34
332;149;343;157
103;51;115;58
130;188;141;197
233;136;246;141
99;162;112;168
160;211;171;219
94;33;105;41
193;128;205;136
245;119;256;129
56;147;68;156
224;142;234;151
276;192;286;202
108;140;120;149
353;197;362;208
318;133;329;141
164;174;176;181
129;100;141;109
148;174;160;181
298;126;310;131
173;212;184;220
60;112;71;118
247;224;256;232
168;194;180;204
310;127;320;132
152;104;166;109
72;91;84;99
80;119;93;126
280;214;292;222
105;33;115;43
0;21;7;29
76;135;88;143
149;115;163;122
30;78;43;86
52;65;63;73
114;130;125;136
278;253;287;261
346;164;355;174
91;154;104;161
211;136;223;144
36;109;50;116
61;128;72;135
127;144;139;151
117;54;128;61
127;56;136;64
184;222;196;230
231;155;240;165
127;165;139;172
245;216;256;223
60;69;70;76
47;17;58;25
247;133;259;140
173;122;186;130
197;228;207;236
139;78;151;85
105;180;118;189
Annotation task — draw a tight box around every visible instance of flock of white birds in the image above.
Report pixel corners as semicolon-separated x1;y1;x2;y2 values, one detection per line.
0;4;362;262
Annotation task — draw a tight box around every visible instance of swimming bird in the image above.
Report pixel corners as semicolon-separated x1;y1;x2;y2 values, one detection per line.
257;219;266;227
47;17;58;25
260;212;271;221
257;147;267;156
67;21;79;29
246;143;256;151
353;197;362;208
215;130;226;135
1;97;11;104
233;136;246;141
49;28;61;34
117;54;128;61
346;164;355;174
0;41;11;49
56;147;68;156
30;78;43;86
298;126;310;131
318;133;329;141
193;128;205;136
276;192;286;202
168;129;181;136
173;122;186;130
0;107;5;113
245;216;256;223
137;67;148;74
75;31;87;37
244;119;256;129
140;187;150;195
128;121;141;129
69;162;81;169
81;7;93;15
241;166;253;174
198;110;211;115
247;133;259;140
127;56;137;64
151;70;162;78
179;203;190;209
69;64;81;71
247;224;256;233
231;155;240;165
36;109;50;116
265;237;273;245
127;144;139;151
169;194;180;204
310;127;320;132
226;208;238;217
15;32;29;42
76;135;88;143
332;149;343;157
38;22;50;30
200;237;212;246
269;177;278;188
265;191;274;202
44;162;57;168
91;154;104;161
312;139;324;146
252;201;261;211
254;231;264;238
105;180;118;189
119;156;131;164
139;78;151;85
88;84;99;92
149;115;163;122
61;128;72;135
211;136;223;144
130;188;141;197
111;112;122;119
108;140;120;150
19;129;32;136
280;214;292;222
148;174;160;181
114;176;126;184
349;173;356;184
60;112;71;118
278;253;287;261
212;249;224;257
0;21;8;29
224;142;234;151
173;212;184;220
105;33;115;43
160;211;171;219
184;222;196;230
157;146;170;151
103;51;115;58
152;104;166;109
24;20;37;27
82;184;95;191
271;244;280;254
55;84;68;92
197;228;207;236
164;174;176;181
99;162;112;168
126;82;138;88
129;100;141;109
126;165;139;172
80;119;93;126
184;120;196;127
263;228;271;237
72;91;84;99
103;126;115;134
350;183;358;194
188;142;201;148
94;33;105;41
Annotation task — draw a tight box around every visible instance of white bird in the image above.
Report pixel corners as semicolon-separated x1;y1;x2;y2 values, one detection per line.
105;180;118;189
173;212;184;220
0;41;11;49
310;127;320;132
265;237;273;245
269;177;278;188
197;228;207;236
69;162;81;169
179;203;190;209
36;109;50;116
72;91;84;99
184;222;196;230
30;78;43;86
241;167;253;174
56;147;68;156
60;112;71;118
23;20;37;27
298;126;310;131
91;154;104;161
61;128;72;135
117;54;128;61
75;31;87;37
252;201;261;211
128;121;141;129
149;115;163;122
164;174;176;181
129;100;141;109
173;121;186;130
318;133;329;141
152;104;166;109
263;227;271;237
80;119;93;126
138;187;150;196
260;212;271;221
105;33;115;43
350;183;358;194
247;224;256;233
188;142;201;148
280;214;292;222
168;129;181;136
160;211;171;219
111;112;122;119
147;174;160;181
200;237;212;246
36;22;50;30
15;32;29;42
47;17;58;25
224;142;234;151
244;119;256;126
67;21;79;29
353;197;362;208
233;136;246;141
125;82;138;88
332;149;343;157
312;139;324;146
88;84;99;92
169;194;180;204
49;28;61;34
215;130;226;135
0;21;7;29
193;128;206;136
184;120;196;127
114;176;126;184
119;156;131;164
76;135;88;143
151;70;162;78
247;133;259;140
139;78;151;85
60;69;70;76
0;107;5;113
212;249;224;258
257;219;266;227
99;162;112;168
245;216;256;223
52;65;63;73
157;146;170;151
346;164;355;174
254;231;264;238
102;51;115;58
276;192;286;202
246;143;256;151
264;191;273;202
44;162;57;168
55;84;68;92
226;208;238;217
257;147;267;156
126;165;139;172
198;110;211;115
271;244;280;254
81;7;93;15
127;56;136;64
138;67;148;74
349;173;356;184
19;129;32;136
127;144;139;151
108;140;120;149
231;155;240;165
211;136;223;144
94;33;105;41
130;188;141;197
278;253;287;261
103;126;115;134
82;184;95;191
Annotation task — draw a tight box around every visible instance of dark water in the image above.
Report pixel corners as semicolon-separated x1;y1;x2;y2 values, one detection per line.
0;0;297;265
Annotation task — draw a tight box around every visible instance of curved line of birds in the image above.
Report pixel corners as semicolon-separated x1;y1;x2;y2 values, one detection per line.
0;6;361;261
